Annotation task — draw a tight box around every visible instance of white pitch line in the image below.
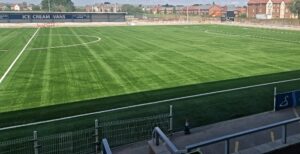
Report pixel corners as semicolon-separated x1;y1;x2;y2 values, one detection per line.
1;76;300;131
28;34;101;51
0;28;40;84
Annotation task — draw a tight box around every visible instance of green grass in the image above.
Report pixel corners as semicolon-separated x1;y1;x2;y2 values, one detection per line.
0;25;300;140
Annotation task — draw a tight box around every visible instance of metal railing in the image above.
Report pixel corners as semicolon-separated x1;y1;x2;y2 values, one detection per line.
152;127;182;154
101;138;112;154
185;117;300;154
0;111;171;154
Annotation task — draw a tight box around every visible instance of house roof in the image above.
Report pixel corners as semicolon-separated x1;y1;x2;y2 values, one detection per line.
248;0;291;4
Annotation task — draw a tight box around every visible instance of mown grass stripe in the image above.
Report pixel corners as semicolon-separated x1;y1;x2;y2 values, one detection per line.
0;28;40;85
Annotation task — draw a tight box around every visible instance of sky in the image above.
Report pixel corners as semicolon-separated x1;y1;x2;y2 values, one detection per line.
0;0;247;6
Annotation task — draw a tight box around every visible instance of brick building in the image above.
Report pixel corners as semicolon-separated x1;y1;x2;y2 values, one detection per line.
148;5;174;14
85;3;121;13
248;0;298;19
181;5;212;16
209;5;223;17
236;6;247;16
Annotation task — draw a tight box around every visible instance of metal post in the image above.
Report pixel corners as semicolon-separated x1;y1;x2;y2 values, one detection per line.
224;139;230;154
282;124;287;144
102;143;105;154
155;131;159;146
274;87;277;112
95;119;99;154
169;105;173;134
33;131;39;154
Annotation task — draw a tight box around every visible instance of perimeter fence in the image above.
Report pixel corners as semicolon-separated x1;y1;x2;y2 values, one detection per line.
0;108;172;154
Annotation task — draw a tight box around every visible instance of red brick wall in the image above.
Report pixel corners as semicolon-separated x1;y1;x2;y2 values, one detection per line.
248;4;267;18
209;5;223;17
272;3;281;18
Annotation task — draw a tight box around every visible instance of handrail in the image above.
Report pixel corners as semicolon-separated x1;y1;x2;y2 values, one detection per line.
152;127;182;154
101;138;112;154
186;117;300;153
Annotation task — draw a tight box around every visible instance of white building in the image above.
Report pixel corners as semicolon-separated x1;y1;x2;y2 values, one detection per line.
11;4;21;11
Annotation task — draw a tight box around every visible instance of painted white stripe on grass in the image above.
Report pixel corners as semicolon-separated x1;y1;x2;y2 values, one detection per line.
0;28;40;84
28;34;101;51
1;76;300;131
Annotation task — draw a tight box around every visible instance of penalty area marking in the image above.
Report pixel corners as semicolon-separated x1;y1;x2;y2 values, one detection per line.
1;76;300;131
27;34;101;51
0;28;40;85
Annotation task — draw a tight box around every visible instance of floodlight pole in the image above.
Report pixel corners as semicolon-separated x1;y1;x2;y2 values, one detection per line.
94;0;96;12
48;0;50;12
186;5;189;23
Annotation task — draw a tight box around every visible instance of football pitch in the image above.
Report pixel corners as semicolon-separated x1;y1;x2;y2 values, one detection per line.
1;25;300;138
1;25;300;112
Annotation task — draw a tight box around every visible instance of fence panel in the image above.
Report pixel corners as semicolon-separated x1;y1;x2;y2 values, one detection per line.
99;113;171;147
38;128;95;154
0;137;33;154
0;112;171;154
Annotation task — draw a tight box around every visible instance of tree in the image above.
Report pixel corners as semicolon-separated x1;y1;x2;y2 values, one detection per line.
121;4;143;15
290;0;300;19
32;4;41;11
173;7;177;14
239;13;247;18
4;4;11;11
41;0;75;12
